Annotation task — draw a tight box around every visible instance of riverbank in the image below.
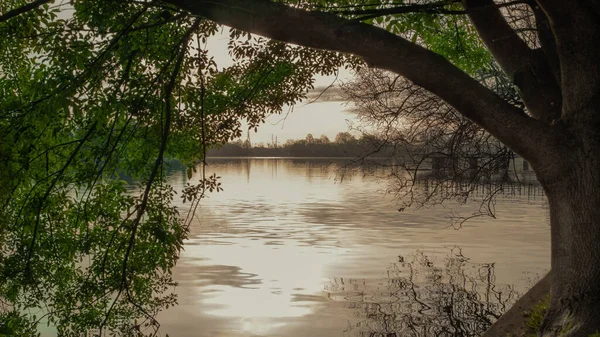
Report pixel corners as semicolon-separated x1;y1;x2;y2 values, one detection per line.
484;272;551;337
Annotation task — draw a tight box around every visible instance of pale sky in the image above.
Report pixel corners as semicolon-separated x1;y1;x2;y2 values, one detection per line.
206;28;359;145
52;6;359;145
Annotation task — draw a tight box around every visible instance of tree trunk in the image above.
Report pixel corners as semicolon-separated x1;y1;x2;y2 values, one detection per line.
539;124;600;336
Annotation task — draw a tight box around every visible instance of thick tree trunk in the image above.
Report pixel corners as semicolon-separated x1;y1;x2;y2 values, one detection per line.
539;124;600;336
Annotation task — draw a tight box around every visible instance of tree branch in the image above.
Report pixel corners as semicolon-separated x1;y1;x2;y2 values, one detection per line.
462;0;561;123
25;121;97;274
0;0;52;23
336;0;463;20
99;21;198;335
331;0;526;21
535;0;600;118
526;0;559;82
163;0;563;168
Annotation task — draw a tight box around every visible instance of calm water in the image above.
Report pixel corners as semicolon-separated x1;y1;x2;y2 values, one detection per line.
160;158;550;337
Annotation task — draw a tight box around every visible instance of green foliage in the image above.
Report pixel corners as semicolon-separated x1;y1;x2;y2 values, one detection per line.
526;308;598;337
279;0;492;74
0;311;39;337
526;295;550;336
1;0;353;335
380;6;492;74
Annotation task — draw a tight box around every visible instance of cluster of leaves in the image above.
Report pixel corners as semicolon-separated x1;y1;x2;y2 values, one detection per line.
0;311;38;337
0;0;356;335
280;0;492;74
368;3;492;73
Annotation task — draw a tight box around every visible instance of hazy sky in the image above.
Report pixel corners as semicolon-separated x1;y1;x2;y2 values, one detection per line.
53;5;358;145
206;29;358;144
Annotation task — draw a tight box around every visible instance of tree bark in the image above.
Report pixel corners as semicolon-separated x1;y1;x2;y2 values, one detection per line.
536;120;600;336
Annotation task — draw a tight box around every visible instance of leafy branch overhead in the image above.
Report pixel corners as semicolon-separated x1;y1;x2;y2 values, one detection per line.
0;0;354;335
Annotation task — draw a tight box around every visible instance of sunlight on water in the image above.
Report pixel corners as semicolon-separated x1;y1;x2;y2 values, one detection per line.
160;158;550;337
182;237;344;318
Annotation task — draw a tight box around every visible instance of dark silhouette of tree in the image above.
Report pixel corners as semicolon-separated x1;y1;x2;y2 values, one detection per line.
208;133;394;158
335;132;358;145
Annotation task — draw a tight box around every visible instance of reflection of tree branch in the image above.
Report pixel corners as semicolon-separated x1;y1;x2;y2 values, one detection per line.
329;249;521;336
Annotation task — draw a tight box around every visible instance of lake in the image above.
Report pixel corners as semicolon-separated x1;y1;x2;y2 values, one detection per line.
159;158;550;337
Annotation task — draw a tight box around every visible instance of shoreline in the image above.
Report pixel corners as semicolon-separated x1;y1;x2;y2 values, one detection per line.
484;272;551;337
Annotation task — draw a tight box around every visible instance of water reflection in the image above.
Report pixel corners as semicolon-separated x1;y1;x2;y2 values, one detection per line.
328;248;519;337
160;158;548;337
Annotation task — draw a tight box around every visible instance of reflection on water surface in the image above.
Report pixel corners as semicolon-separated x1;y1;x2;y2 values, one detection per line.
160;158;549;337
330;249;519;337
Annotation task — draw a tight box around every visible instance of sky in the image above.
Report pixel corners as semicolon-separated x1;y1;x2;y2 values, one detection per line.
53;5;361;145
205;28;359;145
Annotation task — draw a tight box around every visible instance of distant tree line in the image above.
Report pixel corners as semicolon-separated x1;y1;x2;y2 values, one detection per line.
208;132;394;157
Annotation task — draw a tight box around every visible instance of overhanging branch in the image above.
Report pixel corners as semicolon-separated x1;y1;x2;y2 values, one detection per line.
0;0;52;23
526;0;559;82
163;0;562;167
330;0;527;21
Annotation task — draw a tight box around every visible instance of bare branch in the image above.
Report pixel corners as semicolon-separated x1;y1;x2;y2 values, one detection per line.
337;0;463;21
